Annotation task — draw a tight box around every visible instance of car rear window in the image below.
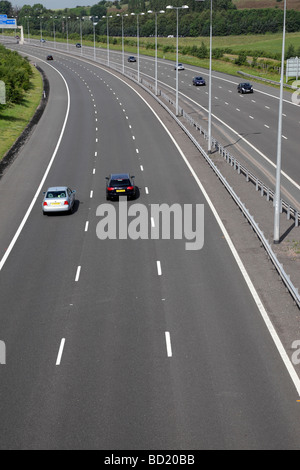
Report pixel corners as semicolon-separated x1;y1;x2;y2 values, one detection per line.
110;179;131;187
46;191;66;198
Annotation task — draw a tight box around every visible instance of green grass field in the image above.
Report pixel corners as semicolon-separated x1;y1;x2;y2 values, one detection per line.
0;64;43;161
25;29;297;84
137;32;300;56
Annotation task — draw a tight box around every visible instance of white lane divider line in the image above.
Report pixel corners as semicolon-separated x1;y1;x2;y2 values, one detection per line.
75;266;81;282
165;332;172;357
85;221;89;232
156;260;162;276
56;338;66;366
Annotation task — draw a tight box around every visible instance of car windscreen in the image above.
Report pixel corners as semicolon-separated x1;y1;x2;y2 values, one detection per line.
46;191;66;198
110;179;131;187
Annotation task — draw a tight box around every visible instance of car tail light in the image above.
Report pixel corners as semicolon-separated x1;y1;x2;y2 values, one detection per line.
107;187;114;191
43;202;48;206
127;186;134;190
64;201;69;206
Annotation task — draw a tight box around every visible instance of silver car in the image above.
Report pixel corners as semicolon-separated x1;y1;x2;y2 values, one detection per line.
42;186;76;214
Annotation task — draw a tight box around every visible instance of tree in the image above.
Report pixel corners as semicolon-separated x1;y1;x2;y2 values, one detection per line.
0;1;12;16
90;2;107;18
286;44;296;60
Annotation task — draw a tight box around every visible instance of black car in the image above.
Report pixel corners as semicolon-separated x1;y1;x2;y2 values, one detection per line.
237;82;253;94
128;56;136;62
106;173;136;200
76;43;81;48
47;55;53;61
193;76;206;86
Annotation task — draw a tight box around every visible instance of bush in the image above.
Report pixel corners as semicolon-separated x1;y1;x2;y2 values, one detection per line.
0;45;33;106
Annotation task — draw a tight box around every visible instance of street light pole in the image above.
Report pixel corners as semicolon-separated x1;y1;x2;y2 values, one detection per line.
25;16;30;43
103;15;112;67
274;0;287;244
166;5;189;116
50;16;57;49
117;13;128;74
196;0;212;152
148;10;165;95
63;16;70;52
77;17;83;55
208;0;212;153
90;16;98;61
38;16;44;43
131;12;145;83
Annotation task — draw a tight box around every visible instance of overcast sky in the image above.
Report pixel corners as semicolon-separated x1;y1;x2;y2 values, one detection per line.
14;1;94;9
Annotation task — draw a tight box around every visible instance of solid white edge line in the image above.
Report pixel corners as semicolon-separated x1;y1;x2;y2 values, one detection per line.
56;338;66;366
165;332;172;357
0;57;71;273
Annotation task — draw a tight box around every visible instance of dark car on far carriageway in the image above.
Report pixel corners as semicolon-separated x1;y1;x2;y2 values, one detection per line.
237;82;253;94
192;76;206;86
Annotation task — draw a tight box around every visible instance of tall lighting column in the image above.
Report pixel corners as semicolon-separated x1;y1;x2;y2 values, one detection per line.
196;0;212;152
166;5;189;116
274;0;287;244
117;13;128;74
102;15;112;67
130;12;145;83
25;16;31;43
63;16;70;51
147;10;165;95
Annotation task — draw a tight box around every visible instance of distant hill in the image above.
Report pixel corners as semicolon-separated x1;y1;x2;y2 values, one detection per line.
233;0;300;11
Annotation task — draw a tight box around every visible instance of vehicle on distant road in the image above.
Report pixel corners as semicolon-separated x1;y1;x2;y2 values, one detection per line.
46;55;53;61
76;43;81;48
42;186;76;214
174;63;185;70
237;82;253;94
106;173;136;200
128;56;136;62
40;38;46;43
192;76;206;86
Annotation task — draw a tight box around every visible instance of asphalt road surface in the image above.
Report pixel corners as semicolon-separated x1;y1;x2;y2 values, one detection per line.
24;38;300;209
0;43;300;449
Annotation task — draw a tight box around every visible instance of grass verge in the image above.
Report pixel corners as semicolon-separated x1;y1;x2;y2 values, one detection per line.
0;63;43;161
